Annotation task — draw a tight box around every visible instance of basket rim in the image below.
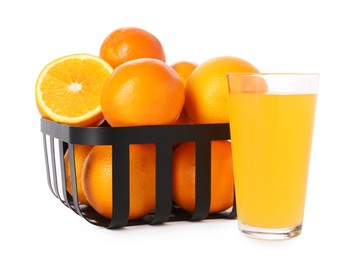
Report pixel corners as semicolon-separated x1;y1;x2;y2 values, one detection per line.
40;118;230;145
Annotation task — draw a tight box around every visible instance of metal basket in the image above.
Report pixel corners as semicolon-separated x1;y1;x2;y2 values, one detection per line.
40;118;236;229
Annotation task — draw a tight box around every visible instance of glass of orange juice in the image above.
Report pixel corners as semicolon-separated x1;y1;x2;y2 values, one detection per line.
227;73;319;240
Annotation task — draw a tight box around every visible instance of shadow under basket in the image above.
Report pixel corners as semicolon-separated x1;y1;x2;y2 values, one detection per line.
40;118;236;229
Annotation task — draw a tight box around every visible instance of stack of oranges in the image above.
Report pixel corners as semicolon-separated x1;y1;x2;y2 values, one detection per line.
35;27;259;220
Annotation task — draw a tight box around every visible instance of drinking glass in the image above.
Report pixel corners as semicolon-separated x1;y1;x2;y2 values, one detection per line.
227;73;319;240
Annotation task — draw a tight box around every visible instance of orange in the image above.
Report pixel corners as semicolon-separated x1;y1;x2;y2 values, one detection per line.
101;58;185;127
185;56;259;124
171;61;198;125
99;27;166;69
64;145;93;205
175;108;192;125
172;141;234;214
35;53;113;126
171;61;198;86
82;144;156;220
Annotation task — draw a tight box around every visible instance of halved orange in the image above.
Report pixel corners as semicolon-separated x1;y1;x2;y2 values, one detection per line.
35;53;113;126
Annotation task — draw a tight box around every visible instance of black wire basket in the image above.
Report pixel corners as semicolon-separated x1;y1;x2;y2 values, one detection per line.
40;117;236;229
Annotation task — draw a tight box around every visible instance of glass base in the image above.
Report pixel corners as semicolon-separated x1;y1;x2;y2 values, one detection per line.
238;221;302;240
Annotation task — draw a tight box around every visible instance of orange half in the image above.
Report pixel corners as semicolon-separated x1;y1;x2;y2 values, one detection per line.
35;53;113;126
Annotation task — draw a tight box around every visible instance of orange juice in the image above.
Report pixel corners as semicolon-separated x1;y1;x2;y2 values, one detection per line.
229;93;317;228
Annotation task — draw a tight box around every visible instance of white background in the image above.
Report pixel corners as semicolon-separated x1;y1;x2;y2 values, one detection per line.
1;0;354;258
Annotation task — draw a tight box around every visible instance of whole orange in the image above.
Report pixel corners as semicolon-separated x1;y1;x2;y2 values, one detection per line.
101;58;185;127
82;144;156;220
99;27;166;68
172;141;234;214
172;61;198;125
185;56;259;124
175;108;191;125
171;61;198;86
64;144;93;205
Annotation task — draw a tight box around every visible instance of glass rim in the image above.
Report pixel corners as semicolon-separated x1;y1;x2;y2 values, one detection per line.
227;72;320;77
227;72;319;94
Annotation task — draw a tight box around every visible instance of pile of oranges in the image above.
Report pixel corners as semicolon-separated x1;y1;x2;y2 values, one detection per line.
36;27;259;220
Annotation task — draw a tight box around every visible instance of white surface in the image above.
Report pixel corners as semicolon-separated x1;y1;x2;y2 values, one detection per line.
1;0;354;259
